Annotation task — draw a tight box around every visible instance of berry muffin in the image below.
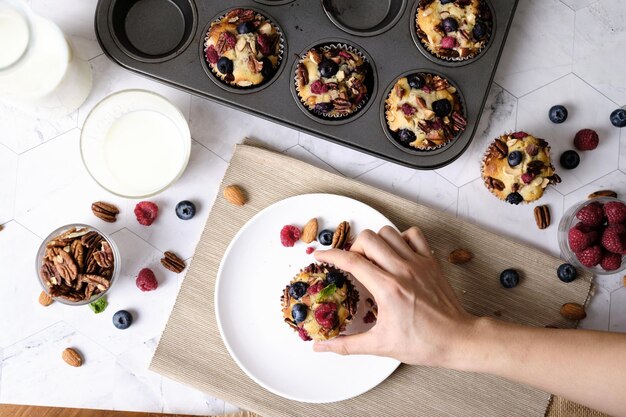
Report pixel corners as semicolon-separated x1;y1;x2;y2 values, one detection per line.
482;132;561;205
281;263;359;342
295;45;370;118
385;73;466;150
204;8;282;87
416;0;492;61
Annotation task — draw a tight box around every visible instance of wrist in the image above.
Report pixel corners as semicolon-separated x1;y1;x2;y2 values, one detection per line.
442;315;501;373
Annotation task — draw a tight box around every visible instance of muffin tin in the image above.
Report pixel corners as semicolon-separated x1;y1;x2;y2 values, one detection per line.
95;0;519;169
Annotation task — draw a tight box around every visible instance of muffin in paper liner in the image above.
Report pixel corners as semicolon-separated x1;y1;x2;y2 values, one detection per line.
415;0;493;62
294;43;372;119
384;72;467;151
204;8;284;88
481;131;561;204
281;263;359;342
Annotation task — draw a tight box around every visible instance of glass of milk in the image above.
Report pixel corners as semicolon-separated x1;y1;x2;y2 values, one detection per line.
80;90;191;198
0;0;92;114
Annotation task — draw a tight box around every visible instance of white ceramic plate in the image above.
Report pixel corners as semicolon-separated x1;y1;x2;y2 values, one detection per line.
215;194;400;403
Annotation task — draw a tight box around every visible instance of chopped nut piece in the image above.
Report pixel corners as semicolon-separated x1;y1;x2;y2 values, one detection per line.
39;291;53;306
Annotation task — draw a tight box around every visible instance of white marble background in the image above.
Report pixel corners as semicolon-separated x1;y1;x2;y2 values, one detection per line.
0;0;625;414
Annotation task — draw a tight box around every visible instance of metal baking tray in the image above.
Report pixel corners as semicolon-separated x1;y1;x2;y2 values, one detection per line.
94;0;519;169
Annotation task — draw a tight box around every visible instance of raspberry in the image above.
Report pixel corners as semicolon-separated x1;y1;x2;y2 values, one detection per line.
307;281;325;295
134;201;158;226
601;224;626;254
309;80;328;95
280;225;300;247
422;86;432;93
314;302;337;328
604;201;626;225
222;31;237;49
600;252;622;271
297;327;311;341
256;34;273;56
441;36;457;49
575;245;603;267
575;202;604;227
205;45;219;64
401;103;417;116
511;131;528;139
363;311;377;324
305;247;314;255
521;173;534;185
338;50;352;60
136;268;158;292
568;226;598;252
573;129;599;151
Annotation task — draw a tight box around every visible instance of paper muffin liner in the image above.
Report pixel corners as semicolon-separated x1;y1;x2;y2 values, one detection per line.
384;72;466;152
294;43;372;120
414;0;493;63
203;9;285;89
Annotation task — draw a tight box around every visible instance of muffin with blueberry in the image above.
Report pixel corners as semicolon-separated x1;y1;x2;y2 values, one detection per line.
281;263;359;342
295;45;370;118
385;72;466;150
204;8;282;87
416;0;492;61
482;132;561;205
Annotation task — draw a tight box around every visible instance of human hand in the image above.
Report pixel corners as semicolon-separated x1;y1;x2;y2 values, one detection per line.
313;226;477;367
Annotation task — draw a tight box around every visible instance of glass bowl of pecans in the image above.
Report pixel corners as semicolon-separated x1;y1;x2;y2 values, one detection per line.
36;224;120;305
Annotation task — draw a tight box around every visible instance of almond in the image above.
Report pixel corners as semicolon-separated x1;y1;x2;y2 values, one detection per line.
559;303;587;321
62;347;83;367
301;218;318;244
448;249;473;264
223;185;246;206
588;190;617;199
38;291;53;307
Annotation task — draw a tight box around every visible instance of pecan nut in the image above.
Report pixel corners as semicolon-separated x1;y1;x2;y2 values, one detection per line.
93;241;114;269
331;221;351;249
485;176;505;191
160;251;186;273
534;205;550;230
491;140;508;159
81;231;102;248
91;201;119;223
588;190;617;199
296;63;308;87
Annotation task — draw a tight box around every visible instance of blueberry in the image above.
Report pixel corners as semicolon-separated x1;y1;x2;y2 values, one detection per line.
472;21;487;39
500;269;520;288
318;229;334;246
112;310;132;330
549;105;568;124
313;102;334;115
397;129;416;147
291;303;308;323
432;99;452;117
237;21;256;34
557;263;578;283
289;281;309;299
441;17;459;33
175;200;196;220
326;271;345;288
610;108;626;128
506;192;524;205
407;74;425;89
216;57;233;74
260;57;274;79
507;151;523;167
440;0;455;4
560;150;580;170
318;59;339;78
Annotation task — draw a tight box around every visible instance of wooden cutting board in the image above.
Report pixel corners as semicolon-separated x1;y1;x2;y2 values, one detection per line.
0;404;258;417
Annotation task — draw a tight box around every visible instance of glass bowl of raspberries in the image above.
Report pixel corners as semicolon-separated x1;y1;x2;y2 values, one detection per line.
558;197;626;274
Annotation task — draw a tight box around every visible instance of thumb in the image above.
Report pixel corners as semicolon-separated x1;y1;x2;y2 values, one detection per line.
313;331;378;356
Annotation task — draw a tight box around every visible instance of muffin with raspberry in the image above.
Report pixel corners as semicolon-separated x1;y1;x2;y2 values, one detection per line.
281;263;359;341
481;132;561;205
204;8;282;87
385;72;466;150
416;0;492;61
295;45;371;119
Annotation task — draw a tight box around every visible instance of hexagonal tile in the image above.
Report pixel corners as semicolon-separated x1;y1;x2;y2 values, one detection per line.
560;0;596;11
458;177;564;255
609;286;626;333
437;83;518;187
495;0;575;98
517;74;620;195
579;285;610;331
356;163;458;215
299;133;385;178
189;96;299;161
122;140;228;260
283;145;341;176
0;221;60;348
563;170;626;207
31;0;101;61
0;145;17;224
620;125;626;173
574;0;626;106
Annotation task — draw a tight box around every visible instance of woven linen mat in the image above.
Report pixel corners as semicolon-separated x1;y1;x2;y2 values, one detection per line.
151;144;597;417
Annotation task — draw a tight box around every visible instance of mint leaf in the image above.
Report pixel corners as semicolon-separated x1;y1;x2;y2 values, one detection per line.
89;296;108;314
316;284;336;302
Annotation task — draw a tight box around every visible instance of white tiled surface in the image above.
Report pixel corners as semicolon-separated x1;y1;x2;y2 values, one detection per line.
0;0;625;415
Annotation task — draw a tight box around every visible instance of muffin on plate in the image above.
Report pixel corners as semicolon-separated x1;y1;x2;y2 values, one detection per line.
295;45;370;118
416;0;492;61
385;72;466;150
204;8;282;87
281;263;359;341
482;132;561;205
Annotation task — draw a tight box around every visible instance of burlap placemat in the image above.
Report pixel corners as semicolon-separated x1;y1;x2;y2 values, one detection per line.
151;144;598;417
